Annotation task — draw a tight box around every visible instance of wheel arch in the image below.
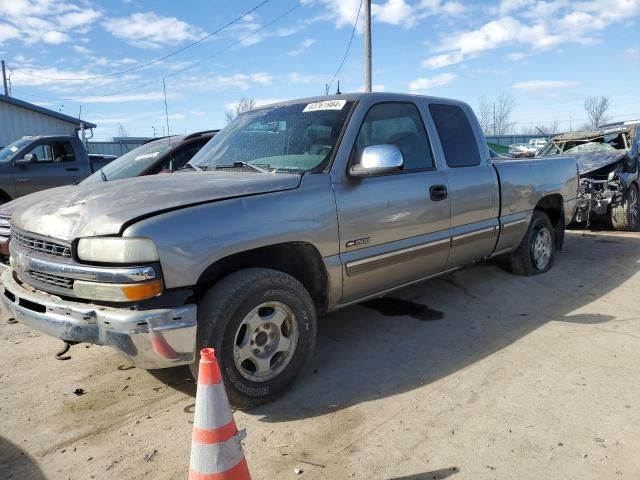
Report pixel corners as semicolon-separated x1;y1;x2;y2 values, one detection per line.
0;189;12;204
195;242;329;315
534;194;564;250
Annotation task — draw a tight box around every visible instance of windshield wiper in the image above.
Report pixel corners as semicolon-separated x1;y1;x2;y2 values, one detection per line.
178;163;202;172
215;161;270;173
99;168;108;182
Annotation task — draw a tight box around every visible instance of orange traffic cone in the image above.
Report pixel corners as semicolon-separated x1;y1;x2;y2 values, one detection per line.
189;348;251;480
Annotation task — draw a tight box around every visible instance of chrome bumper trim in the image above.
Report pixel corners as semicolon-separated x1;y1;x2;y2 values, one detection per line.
1;270;196;369
10;243;156;282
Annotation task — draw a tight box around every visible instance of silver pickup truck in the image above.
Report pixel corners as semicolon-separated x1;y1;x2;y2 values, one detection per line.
1;93;578;407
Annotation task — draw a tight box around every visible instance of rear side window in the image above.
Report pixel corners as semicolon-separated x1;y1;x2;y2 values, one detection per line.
354;102;434;171
429;104;481;168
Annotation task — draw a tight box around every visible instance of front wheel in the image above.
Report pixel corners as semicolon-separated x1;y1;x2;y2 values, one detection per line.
509;210;555;276
190;268;317;409
611;183;639;231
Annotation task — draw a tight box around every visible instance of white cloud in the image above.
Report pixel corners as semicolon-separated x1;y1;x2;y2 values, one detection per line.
310;0;465;30
430;1;640;67
0;23;20;43
72;45;92;55
103;12;205;48
0;1;101;45
624;46;640;60
422;52;464;69
507;52;527;61
57;9;102;30
372;0;416;27
512;79;580;91
42;30;69;44
409;73;457;91
71;92;173;104
288;38;316;56
185;72;273;91
190;110;206;117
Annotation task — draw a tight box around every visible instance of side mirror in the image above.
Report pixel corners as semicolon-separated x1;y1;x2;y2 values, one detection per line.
15;153;34;165
349;144;403;177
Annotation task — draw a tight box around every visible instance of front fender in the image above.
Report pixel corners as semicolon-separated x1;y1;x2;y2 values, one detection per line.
123;174;340;289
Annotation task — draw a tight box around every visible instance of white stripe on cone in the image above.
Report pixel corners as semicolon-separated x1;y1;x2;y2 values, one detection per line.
193;383;234;430
190;435;246;474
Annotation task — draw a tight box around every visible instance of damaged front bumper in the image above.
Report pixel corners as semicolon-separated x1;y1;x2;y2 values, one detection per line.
1;269;197;369
574;177;623;223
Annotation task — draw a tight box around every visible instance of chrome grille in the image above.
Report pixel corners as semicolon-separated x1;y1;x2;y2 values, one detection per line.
26;270;74;289
0;215;10;241
12;230;71;258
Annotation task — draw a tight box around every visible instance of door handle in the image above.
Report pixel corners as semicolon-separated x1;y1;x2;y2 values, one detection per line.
429;185;448;201
16;178;30;183
65;167;79;172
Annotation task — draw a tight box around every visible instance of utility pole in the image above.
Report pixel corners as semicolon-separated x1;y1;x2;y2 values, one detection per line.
2;61;9;96
364;0;372;92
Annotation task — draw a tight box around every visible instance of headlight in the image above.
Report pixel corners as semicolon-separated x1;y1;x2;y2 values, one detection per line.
77;237;159;263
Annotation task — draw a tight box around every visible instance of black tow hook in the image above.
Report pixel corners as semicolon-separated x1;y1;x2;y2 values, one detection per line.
55;341;78;361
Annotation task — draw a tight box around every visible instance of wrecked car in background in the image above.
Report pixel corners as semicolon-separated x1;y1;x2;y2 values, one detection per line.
538;123;640;230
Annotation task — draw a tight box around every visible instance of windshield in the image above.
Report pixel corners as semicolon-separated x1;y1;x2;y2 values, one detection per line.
189;100;354;173
564;142;616;154
539;131;629;157
0;138;32;162
82;138;173;183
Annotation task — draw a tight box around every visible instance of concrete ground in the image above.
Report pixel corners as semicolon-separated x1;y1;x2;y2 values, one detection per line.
2;229;640;480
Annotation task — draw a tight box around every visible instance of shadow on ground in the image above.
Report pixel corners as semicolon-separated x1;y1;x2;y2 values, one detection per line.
388;467;459;479
250;231;636;421
0;436;46;480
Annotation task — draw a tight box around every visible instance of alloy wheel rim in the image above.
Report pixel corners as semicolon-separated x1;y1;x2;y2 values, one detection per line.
532;228;552;270
232;301;299;383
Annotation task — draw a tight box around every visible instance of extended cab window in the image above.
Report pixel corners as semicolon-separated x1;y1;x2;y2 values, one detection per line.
354;103;434;171
26;142;75;163
429;104;481;168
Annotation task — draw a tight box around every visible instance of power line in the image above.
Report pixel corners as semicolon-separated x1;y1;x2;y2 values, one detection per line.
326;0;362;94
9;0;271;81
11;3;302;102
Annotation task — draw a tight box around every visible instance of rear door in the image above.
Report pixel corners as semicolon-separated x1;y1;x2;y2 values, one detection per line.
333;101;451;302
427;103;499;267
15;140;84;196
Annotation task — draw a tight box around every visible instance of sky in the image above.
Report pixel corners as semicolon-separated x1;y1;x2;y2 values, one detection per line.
0;0;638;140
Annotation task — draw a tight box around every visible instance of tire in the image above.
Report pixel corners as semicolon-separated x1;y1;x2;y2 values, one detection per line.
611;183;639;231
190;268;317;409
509;210;555;276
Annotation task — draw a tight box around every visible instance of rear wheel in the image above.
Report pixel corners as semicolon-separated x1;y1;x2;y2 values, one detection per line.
509;210;555;276
190;268;317;409
611;183;639;231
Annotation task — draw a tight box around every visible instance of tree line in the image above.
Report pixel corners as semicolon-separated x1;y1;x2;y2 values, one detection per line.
477;93;612;136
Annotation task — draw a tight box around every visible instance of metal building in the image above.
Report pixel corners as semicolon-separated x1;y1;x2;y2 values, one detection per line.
0;95;96;148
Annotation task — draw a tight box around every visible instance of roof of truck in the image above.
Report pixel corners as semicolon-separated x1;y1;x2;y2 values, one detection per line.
253;92;469;110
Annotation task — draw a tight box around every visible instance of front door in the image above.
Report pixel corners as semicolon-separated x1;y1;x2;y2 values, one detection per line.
333;101;451;303
15;140;84;196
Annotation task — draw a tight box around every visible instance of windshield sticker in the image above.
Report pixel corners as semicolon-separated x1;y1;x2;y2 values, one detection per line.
134;152;160;161
9;146;18;152
303;100;347;112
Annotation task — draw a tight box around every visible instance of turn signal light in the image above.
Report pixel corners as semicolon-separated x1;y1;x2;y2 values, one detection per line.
122;280;164;301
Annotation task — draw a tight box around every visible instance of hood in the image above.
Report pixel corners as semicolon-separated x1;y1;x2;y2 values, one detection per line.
12;172;301;241
575;151;628;175
0;186;72;219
